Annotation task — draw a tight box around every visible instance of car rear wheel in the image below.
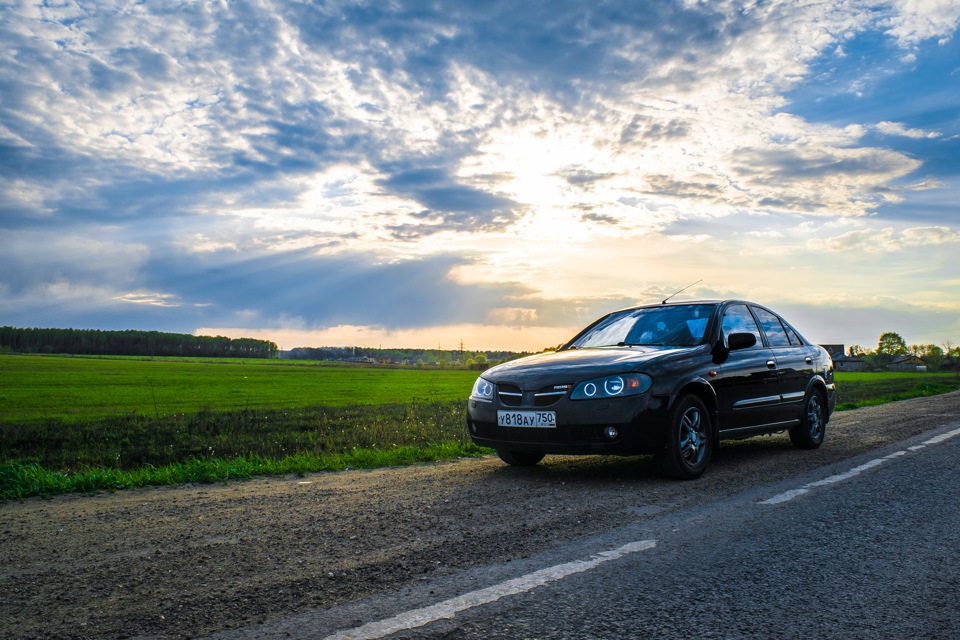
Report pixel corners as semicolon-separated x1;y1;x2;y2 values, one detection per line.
656;394;712;480
789;390;826;449
495;449;545;466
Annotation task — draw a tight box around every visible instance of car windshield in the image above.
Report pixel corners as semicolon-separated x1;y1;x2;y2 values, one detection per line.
569;304;716;348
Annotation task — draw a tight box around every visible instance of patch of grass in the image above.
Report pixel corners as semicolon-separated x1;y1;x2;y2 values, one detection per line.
834;372;960;410
1;354;493;500
0;354;477;424
1;400;472;468
0;443;490;502
0;399;492;501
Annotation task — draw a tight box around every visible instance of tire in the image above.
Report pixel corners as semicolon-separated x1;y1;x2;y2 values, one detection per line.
495;449;545;466
790;390;826;449
656;394;712;480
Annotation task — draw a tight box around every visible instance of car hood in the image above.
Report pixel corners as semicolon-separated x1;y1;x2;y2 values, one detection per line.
483;346;701;388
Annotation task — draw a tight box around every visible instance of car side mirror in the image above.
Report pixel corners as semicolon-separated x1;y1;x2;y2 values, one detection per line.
727;332;757;350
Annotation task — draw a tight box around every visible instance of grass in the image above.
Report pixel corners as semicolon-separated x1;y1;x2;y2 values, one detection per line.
1;356;958;501
0;354;477;424
0;443;489;502
834;371;960;410
0;354;486;500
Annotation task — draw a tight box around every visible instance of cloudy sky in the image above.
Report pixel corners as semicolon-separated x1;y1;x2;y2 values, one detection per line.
2;0;959;352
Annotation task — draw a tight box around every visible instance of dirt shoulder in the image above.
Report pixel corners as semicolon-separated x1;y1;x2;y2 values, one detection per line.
3;392;959;639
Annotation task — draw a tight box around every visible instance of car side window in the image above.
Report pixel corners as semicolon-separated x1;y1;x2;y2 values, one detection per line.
783;323;804;346
752;307;791;347
721;304;762;349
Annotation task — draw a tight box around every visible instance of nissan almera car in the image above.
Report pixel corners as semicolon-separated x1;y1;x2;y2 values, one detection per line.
467;300;836;479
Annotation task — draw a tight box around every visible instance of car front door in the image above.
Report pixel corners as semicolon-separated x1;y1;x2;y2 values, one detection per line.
713;303;782;433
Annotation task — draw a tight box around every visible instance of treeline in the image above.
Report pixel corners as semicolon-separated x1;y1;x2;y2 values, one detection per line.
283;346;527;368
847;331;959;372
0;327;278;359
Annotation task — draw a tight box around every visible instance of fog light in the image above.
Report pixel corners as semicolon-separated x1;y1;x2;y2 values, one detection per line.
604;426;619;439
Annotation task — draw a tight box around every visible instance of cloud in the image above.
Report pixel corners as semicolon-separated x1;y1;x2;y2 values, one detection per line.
824;227;899;253
488;307;540;324
884;0;960;45
379;165;520;236
823;225;959;252
901;225;960;245
620;115;691;144
580;212;621;226
115;292;182;308
556;167;617;189
874;121;941;139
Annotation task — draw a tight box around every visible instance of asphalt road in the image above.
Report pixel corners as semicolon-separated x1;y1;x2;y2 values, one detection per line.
221;419;960;640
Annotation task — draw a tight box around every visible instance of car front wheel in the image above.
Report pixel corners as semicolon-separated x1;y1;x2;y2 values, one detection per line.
495;449;545;466
790;390;826;449
656;394;712;480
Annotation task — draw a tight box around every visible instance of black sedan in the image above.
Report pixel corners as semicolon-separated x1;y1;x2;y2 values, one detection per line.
467;300;837;479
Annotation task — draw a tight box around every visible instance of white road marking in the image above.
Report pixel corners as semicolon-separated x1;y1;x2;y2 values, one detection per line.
762;488;810;505
923;428;960;445
804;459;886;488
761;425;960;505
323;540;657;640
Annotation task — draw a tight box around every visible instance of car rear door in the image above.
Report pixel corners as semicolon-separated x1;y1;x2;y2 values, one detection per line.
752;306;815;422
713;303;782;432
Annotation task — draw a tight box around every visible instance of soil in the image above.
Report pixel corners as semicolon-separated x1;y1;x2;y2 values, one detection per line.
2;391;959;639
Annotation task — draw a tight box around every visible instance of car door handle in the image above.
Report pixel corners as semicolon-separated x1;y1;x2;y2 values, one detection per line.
766;360;777;369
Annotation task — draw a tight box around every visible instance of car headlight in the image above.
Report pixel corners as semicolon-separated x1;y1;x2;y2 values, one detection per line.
471;376;495;401
571;374;651;400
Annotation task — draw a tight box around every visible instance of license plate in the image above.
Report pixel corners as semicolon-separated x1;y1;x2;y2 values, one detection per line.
497;411;556;428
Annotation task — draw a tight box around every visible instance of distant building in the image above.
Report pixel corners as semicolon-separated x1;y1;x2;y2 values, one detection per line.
820;344;845;359
889;354;927;372
833;354;867;372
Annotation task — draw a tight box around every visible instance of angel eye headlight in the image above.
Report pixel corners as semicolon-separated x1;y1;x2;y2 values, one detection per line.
471;377;495;401
571;374;651;400
604;376;624;395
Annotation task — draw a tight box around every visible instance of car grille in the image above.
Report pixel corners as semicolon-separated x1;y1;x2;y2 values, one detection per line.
496;383;570;407
533;387;567;407
497;384;523;406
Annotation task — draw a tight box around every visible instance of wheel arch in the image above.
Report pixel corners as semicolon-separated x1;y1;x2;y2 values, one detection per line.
803;375;831;421
668;379;719;437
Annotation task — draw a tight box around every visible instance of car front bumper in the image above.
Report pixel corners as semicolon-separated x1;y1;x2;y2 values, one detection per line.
466;393;671;456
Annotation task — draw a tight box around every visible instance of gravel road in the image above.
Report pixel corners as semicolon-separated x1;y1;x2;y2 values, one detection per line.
3;391;959;639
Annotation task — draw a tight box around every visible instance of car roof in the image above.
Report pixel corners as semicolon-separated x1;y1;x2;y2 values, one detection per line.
615;299;743;311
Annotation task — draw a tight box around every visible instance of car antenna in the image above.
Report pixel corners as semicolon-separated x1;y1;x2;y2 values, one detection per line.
662;279;702;304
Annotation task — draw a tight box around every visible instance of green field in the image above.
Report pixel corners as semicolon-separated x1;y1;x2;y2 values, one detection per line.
833;371;960;409
0;354;478;424
1;354;958;500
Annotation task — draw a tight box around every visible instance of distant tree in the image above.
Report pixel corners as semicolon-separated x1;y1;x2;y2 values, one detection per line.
0;327;278;358
944;340;960;359
466;353;489;370
918;344;944;370
848;344;866;357
876;332;907;366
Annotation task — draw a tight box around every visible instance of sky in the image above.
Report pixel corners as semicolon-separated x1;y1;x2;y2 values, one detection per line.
1;0;959;353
